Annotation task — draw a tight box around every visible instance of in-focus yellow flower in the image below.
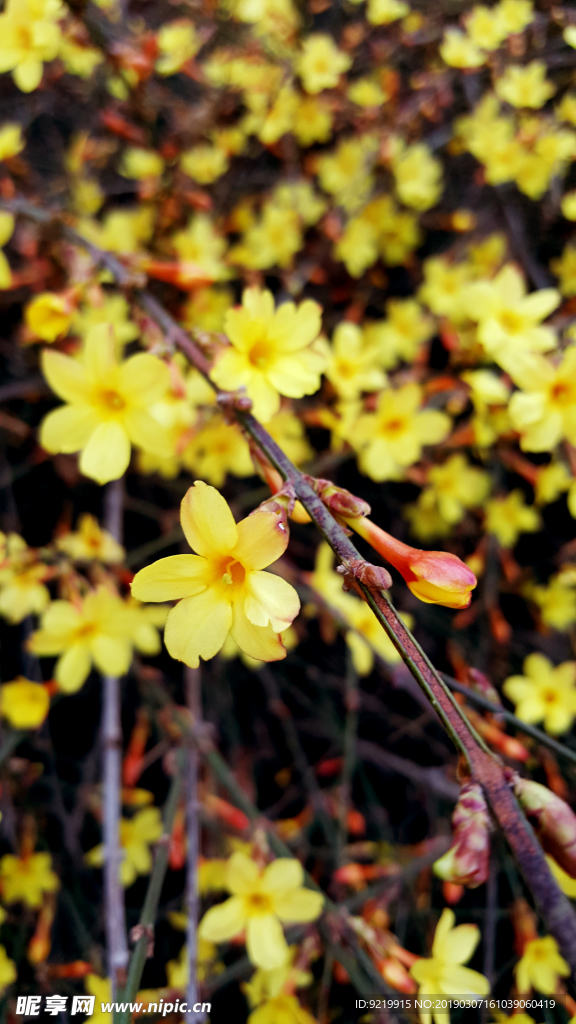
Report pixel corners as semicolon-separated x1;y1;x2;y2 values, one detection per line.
439;29;486;69
199;851;323;969
410;909;489;1024
119;147;164;181
391;141;443;212
0;677;49;729
40;323;171;484
86;807;163;887
485;491;541;547
29;586;135;693
0;0;63;92
211;286;326;422
295;34;351;94
56;513;125;563
503;653;576;735
0;123;24;160
508;347;576;452
325;322;386;399
527;573;576;630
131;481;300;667
352;383;451;482
25;291;74;342
180;144;229;184
515;935;569;994
0;534;50;624
495;61;555;109
0;851;59;907
464;264;560;363
156;20;200;75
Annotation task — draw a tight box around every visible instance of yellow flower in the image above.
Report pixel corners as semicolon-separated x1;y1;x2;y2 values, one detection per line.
420;454;490;525
28;586;135;693
58;33;103;78
172;213;230;282
317;135;378;213
465;4;508;49
183;286;233;332
40;323;171;484
182;414;253;487
485;491;541;547
366;0;408;25
515;935;569;994
295;34;351;94
243;945;312;1009
248;995;316;1024
347;77;386;108
119;147;164;181
528;573;576;631
56;513;125;563
166;938;218;987
410;909;489;1024
508;347;576;451
364;298;434;369
86;807;163;886
230;204;303;271
259;86;298;145
0;211;14;290
0;123;24;160
73;294;138;347
334;217;379;277
551;243;576;296
199;851;323;969
325;322;386;399
495;61;555;109
0;946;16;995
439;29;486;69
293;96;333;146
0;677;49;729
211;286;326;422
0;534;50;623
561;190;576;221
546;855;576;898
418;256;473;320
79;207;154;255
272;180;326;226
180;144;229;184
497;0;533;33
156;20;200;75
25;291;74;342
352;383;451;482
391;142;443;212
264;411;312;467
534;461;572;505
564;26;576;49
131;481;300;668
85;976;112;1024
0;0;63;92
503;653;576;735
465;264;560;364
0;851;59;907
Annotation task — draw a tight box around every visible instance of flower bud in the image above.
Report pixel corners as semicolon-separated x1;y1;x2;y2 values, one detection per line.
307;477;371;519
348;517;477;610
433;782;490;888
513;776;576;878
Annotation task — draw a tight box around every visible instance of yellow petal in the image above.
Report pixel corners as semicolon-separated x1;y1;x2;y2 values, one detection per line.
233;511;289;569
438;923;480;965
439;964;490;995
226;852;260;895
431;908;456;957
230;601;286;663
273;887;324;923
119;353;170;404
246;915;289;970
262;858;303;893
83;323;117;380
180;481;237;556
91;635;132;678
13;56;43;92
40;405;98;454
131;555;211;602
164;588;232;667
244;570;300;630
79;421;131;483
55;645;92;693
199;895;246;942
41;349;90;404
124;409;171;457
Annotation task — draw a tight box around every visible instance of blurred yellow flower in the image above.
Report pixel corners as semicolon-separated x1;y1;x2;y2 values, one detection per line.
410;909;489;1024
166;938;218;987
25;291;74;342
156;20;200;75
391;141;443;211
485;491;541;547
0;946;16;995
79;207;154;255
497;0;533;33
551;243;576;296
295;34;351;94
230;204;303;271
352;383;451;482
508;347;576;452
293;96;333;146
29;586;135;693
503;653;576;735
0;677;49;729
171;214;230;282
515;935;569;994
0;851;59;907
465;264;560;363
86;806;163;887
366;0;408;25
119;147;164;181
325;322;386;399
40;323;171;484
0;123;24;160
465;4;507;49
365;298;434;369
0;0;63;92
0;534;50;624
440;29;486;69
526;573;576;631
56;513;125;563
72;294;138;347
420;454;490;525
546;855;576;898
131;481;300;667
199;851;323;969
248;996;316;1024
182;414;253;487
180;144;229;184
211;286;326;422
495;61;555;109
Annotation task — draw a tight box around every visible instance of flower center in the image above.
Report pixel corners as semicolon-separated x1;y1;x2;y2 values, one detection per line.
551;381;574;406
335;358;355;380
382;416;406;436
248;338;274;370
222;560;246;588
498;310;523;334
76;622;97;639
245;892;273;915
99;389;126;412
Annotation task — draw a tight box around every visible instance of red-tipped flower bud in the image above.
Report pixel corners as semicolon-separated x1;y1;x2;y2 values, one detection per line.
308;477;371;519
513;775;576;878
433;782;490;888
348;517;477;610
